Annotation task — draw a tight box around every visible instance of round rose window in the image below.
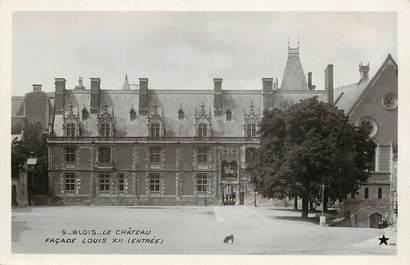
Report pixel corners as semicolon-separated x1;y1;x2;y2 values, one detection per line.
359;117;378;138
382;93;398;110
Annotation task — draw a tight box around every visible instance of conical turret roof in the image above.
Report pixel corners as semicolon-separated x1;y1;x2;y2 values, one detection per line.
280;45;308;91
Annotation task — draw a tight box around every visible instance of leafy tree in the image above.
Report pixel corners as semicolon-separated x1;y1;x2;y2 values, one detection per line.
11;119;49;194
248;97;375;218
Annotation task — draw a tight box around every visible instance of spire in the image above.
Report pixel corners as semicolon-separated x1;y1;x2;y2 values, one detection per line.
280;40;308;91
122;74;130;90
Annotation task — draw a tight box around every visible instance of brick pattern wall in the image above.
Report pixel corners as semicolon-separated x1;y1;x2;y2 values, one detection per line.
49;141;254;205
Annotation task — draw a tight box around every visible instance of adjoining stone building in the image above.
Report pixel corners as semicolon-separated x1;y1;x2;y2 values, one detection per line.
11;84;54;206
334;55;398;228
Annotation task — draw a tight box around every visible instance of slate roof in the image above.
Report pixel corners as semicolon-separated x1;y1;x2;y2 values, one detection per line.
334;54;397;116
334;81;368;114
280;47;309;91
51;82;327;138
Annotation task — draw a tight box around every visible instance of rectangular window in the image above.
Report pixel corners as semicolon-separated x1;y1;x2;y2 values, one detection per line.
245;148;256;164
118;174;125;192
150;146;161;163
247;123;257;137
64;173;75;191
99;174;110;192
378;188;382;199
197;174;208;192
150;174;160;192
198;123;208;137
150;123;160;137
98;147;111;163
64;146;76;164
100;124;110;137
66;123;76;137
198;147;208;164
364;188;369;199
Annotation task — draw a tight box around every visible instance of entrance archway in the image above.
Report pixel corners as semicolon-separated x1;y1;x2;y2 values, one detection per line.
222;184;237;205
12;184;18;206
369;213;382;228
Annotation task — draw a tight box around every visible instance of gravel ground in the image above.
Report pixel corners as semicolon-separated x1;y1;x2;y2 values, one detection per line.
11;206;396;255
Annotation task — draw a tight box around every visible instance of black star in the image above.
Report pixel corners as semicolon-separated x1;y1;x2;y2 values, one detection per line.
378;235;389;245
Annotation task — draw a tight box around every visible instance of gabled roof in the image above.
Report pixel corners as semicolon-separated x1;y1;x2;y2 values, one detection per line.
280;47;308;91
334;54;397;116
348;54;397;117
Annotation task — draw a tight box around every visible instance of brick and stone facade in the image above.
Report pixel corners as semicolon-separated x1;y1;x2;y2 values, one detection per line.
45;45;329;206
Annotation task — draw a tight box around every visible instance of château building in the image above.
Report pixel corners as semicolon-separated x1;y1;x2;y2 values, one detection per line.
44;45;329;206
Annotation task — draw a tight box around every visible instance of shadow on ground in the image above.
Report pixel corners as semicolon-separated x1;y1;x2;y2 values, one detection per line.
273;215;319;225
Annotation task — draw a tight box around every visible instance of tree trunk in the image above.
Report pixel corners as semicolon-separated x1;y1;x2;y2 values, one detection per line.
301;196;309;219
294;197;298;210
309;201;314;212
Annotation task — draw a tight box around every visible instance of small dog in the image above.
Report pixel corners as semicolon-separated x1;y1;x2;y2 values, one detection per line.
223;234;234;244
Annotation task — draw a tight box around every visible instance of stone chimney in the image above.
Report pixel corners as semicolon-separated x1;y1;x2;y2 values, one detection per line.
262;78;274;110
90;77;101;114
32;84;42;92
138;78;149;115
213;78;223;115
325;65;334;104
358;62;369;84
307;72;316;90
54;78;66;114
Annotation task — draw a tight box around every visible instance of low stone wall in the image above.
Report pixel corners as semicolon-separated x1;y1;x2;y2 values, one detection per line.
344;199;389;228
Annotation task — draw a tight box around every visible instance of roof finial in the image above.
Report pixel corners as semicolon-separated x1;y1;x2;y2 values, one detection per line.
122;74;131;90
288;36;290;49
297;36;300;49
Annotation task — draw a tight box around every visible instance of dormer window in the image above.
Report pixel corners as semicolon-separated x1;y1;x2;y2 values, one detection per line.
81;106;89;121
150;123;160;138
63;104;81;137
195;102;212;138
198;123;208;137
243;101;260;138
247;123;257;137
98;105;115;137
66;123;76;137
147;105;165;138
100;124;111;137
225;110;232;121
130;106;137;120
178;109;185;120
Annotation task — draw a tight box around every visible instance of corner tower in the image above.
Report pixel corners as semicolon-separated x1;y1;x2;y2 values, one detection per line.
280;40;309;91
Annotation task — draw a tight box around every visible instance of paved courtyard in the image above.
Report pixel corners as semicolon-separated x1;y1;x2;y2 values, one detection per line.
12;206;396;255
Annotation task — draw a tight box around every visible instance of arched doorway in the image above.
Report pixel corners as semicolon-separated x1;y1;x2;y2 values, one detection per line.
12;184;18;206
369;213;382;228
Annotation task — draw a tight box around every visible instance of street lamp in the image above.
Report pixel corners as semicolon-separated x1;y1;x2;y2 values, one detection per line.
26;151;38;206
254;176;257;207
204;176;207;207
320;184;326;226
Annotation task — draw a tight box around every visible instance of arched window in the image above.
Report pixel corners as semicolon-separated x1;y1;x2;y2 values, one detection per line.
225;110;232;121
364;187;369;199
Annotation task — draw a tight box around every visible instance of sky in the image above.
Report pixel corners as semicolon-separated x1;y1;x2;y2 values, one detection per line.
12;12;397;96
